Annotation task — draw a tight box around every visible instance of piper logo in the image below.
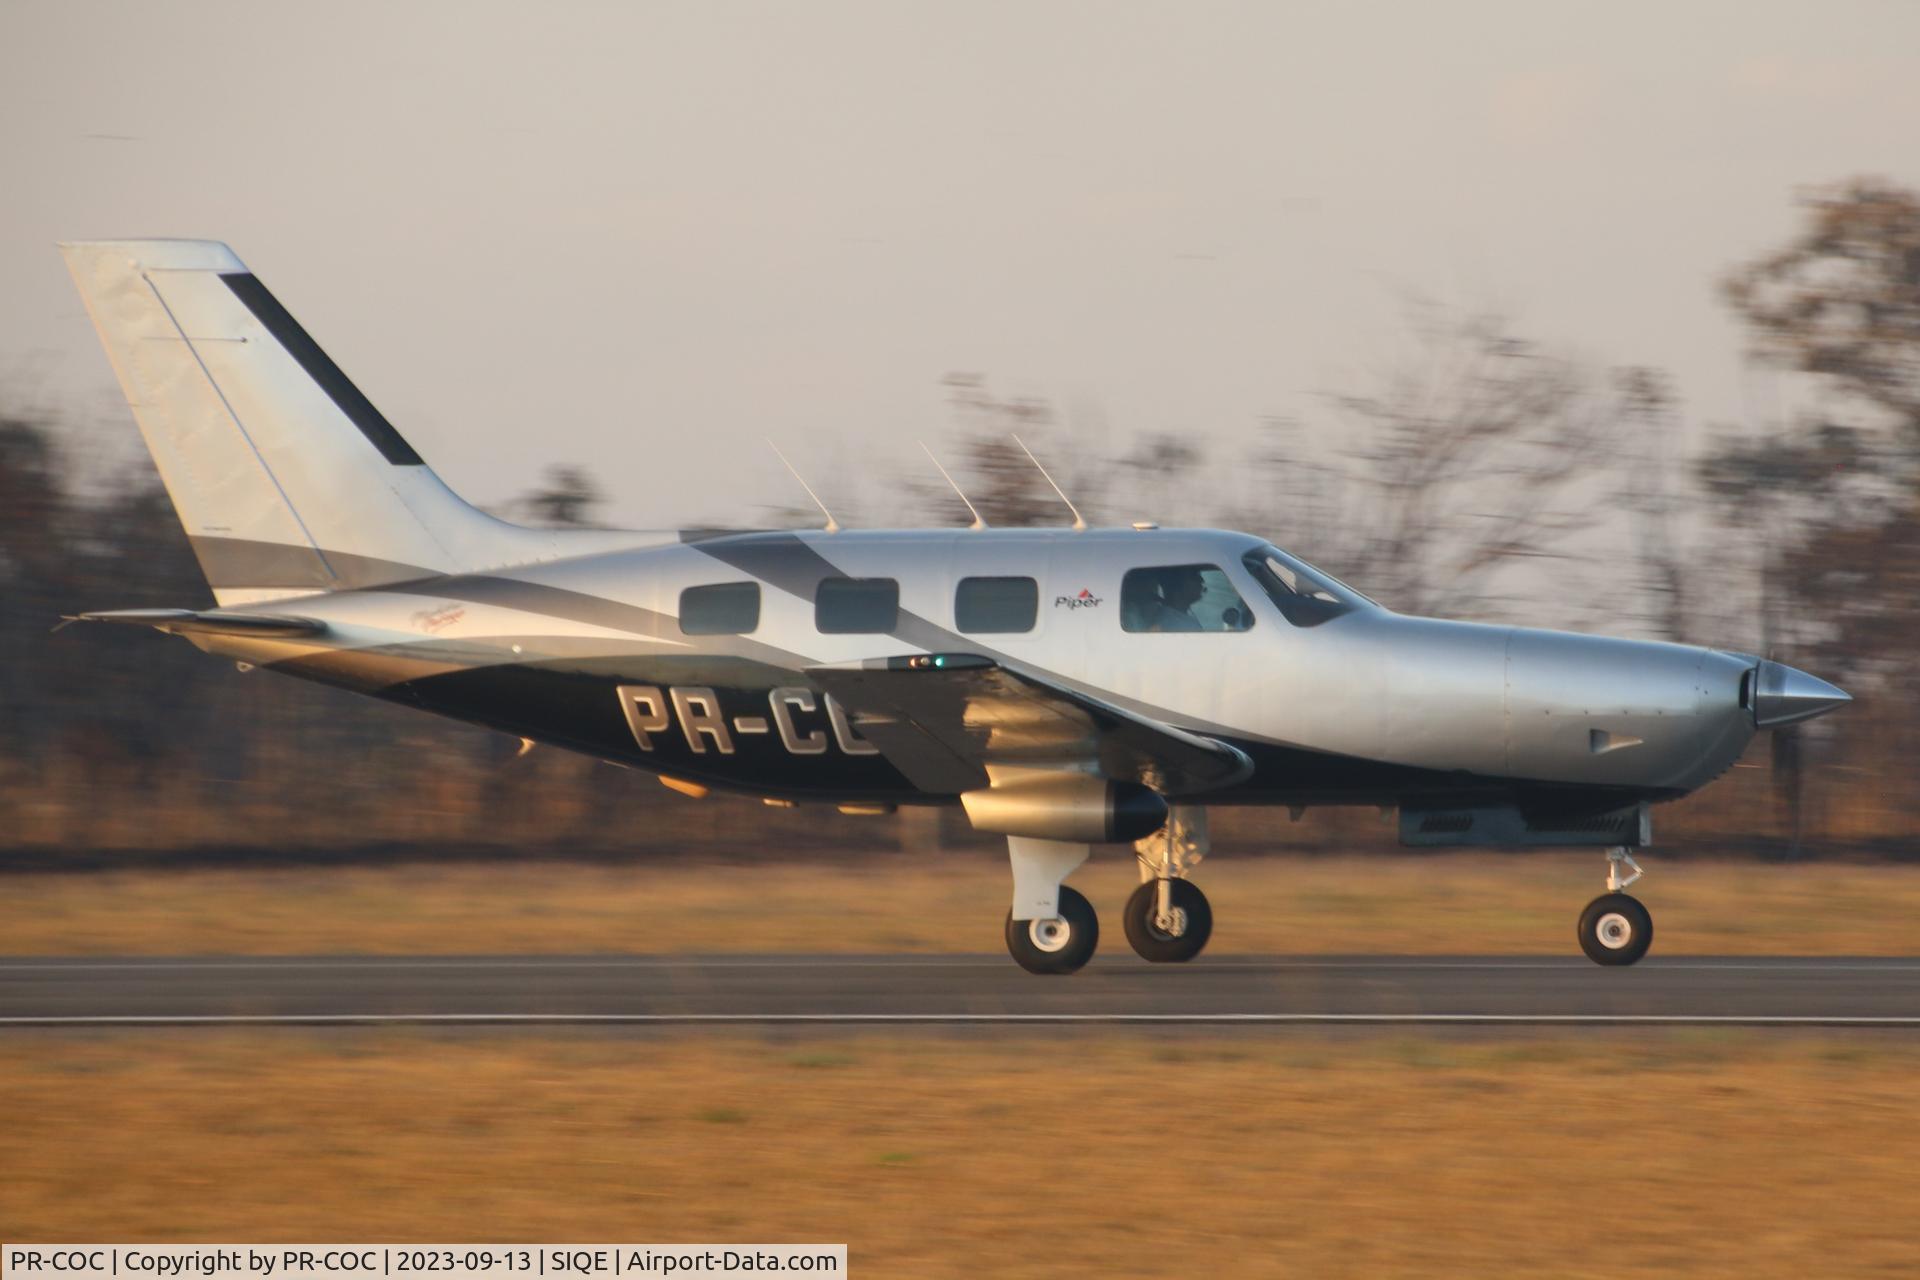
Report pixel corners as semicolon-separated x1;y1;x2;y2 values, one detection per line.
1055;588;1103;609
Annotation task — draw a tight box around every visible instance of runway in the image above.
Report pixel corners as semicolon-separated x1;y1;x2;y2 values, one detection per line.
2;954;1918;1026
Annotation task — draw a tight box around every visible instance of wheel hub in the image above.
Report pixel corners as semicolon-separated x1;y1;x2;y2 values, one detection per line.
1028;917;1072;953
1595;911;1634;949
1152;906;1188;939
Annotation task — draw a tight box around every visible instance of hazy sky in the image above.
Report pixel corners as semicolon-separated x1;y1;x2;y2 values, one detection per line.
5;0;1919;528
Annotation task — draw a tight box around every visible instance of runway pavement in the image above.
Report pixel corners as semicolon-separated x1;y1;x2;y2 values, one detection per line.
2;954;1918;1026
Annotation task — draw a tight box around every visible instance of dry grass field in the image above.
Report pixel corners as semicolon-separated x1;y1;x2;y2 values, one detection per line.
5;856;1917;1275
1;1031;1916;1277
2;852;1919;956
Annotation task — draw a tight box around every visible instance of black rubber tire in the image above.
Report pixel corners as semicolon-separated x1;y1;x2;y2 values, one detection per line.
1122;878;1214;963
1578;892;1653;966
1004;884;1099;974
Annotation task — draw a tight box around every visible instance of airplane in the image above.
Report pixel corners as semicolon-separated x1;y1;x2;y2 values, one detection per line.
57;239;1852;974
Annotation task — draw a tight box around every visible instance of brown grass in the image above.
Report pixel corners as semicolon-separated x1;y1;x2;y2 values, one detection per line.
2;1031;1917;1277
2;853;1919;956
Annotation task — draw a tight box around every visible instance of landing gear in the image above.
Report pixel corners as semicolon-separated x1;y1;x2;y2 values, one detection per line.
1005;885;1100;974
1123;878;1212;962
1003;836;1098;974
1125;803;1212;963
996;809;1213;974
1578;847;1652;966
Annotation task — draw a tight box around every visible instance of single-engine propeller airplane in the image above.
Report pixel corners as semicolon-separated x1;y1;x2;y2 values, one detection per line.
59;239;1852;973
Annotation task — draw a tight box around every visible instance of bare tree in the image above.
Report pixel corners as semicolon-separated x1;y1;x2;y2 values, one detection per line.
521;465;607;528
1116;432;1209;528
938;374;1116;527
1727;178;1920;449
1619;368;1692;641
1702;178;1920;677
1319;303;1622;619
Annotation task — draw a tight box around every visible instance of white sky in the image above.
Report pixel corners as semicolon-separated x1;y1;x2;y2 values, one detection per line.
4;0;1919;529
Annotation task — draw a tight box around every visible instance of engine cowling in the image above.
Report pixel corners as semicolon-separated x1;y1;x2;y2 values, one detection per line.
960;774;1169;844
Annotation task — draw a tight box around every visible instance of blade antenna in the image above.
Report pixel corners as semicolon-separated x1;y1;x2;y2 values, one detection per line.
1011;433;1086;531
920;441;987;530
766;439;841;533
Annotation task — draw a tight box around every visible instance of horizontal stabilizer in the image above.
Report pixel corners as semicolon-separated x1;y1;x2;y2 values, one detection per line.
65;608;327;639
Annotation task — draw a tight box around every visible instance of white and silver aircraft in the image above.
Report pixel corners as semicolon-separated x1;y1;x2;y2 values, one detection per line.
59;239;1851;973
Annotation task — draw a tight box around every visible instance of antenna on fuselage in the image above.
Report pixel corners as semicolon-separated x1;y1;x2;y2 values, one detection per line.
919;441;987;530
766;439;841;533
1011;433;1087;531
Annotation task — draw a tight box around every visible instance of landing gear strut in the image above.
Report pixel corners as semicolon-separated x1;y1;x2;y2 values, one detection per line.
1125;805;1213;963
1578;847;1652;966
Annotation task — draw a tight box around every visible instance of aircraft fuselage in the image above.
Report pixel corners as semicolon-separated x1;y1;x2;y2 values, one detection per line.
192;526;1776;820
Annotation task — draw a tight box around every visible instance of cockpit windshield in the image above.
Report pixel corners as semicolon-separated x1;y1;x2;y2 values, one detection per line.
1241;544;1372;627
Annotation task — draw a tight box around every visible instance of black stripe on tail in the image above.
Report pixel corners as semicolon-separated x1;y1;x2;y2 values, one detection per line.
219;272;424;466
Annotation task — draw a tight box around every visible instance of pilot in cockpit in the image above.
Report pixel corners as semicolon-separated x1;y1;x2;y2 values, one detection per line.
1146;567;1205;632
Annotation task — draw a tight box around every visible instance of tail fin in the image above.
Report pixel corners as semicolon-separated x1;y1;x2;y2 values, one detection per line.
61;239;633;605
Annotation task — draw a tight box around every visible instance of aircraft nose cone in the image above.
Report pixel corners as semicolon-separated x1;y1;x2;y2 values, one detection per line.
1751;660;1852;728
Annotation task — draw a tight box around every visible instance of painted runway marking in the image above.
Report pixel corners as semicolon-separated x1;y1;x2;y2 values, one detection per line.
3;957;1919;973
5;1013;1920;1027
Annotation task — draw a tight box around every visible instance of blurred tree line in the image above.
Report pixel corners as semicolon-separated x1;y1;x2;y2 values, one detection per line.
2;179;1914;858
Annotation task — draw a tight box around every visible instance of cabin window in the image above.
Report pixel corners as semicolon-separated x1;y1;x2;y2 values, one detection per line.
679;582;761;635
955;576;1038;634
816;577;899;634
1120;564;1253;633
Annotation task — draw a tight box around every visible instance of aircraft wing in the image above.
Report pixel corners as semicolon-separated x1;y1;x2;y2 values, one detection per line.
805;654;1252;795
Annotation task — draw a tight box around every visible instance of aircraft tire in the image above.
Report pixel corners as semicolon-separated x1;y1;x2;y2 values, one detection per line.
1578;892;1653;966
1122;878;1213;963
1004;885;1099;974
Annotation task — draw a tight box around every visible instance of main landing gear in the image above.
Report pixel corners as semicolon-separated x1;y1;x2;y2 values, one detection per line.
1122;879;1212;964
1578;847;1653;966
1000;808;1214;974
1002;836;1099;974
1124;805;1212;963
1004;884;1100;975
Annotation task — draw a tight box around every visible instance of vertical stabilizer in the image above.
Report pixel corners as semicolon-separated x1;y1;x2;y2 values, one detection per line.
61;239;636;605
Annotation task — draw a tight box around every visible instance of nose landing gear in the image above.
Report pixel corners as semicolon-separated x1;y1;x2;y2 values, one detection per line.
1578;847;1652;966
